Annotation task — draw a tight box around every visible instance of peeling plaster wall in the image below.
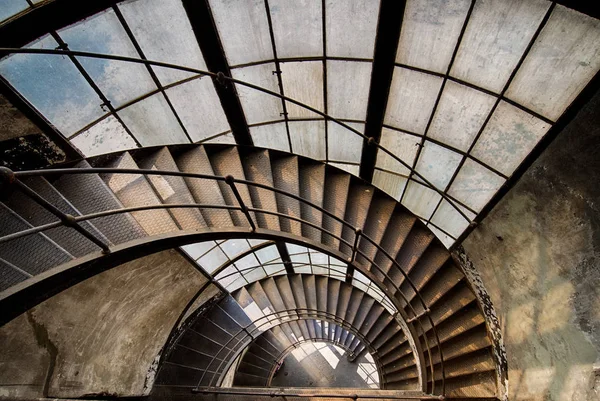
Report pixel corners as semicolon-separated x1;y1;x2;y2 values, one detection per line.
462;90;600;401
0;249;206;399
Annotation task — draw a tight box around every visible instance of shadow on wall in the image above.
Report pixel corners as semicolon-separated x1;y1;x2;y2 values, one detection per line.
462;89;600;401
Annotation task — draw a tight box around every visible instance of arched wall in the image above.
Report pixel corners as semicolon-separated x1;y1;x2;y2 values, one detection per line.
460;86;600;401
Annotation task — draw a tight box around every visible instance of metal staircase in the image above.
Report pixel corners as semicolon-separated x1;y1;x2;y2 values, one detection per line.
0;144;501;399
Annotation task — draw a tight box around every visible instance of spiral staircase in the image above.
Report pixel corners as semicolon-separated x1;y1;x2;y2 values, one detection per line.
1;144;501;400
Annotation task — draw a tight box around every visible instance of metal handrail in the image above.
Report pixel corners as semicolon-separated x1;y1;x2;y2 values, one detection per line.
0;46;473;223
264;335;380;387
195;308;387;389
0;165;448;394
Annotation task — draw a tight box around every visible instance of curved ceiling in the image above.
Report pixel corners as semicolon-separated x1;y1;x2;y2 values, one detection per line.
1;0;599;248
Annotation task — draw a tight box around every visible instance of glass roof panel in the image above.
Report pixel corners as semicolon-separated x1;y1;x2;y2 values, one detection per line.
401;180;442;220
396;0;471;74
0;0;28;23
327;122;364;164
182;241;217;260
118;0;207;85
325;0;379;59
232;63;282;125
327;60;372;120
372;170;407;201
428;81;496;152
117;93;189;146
71;115;137;157
0;35;104;135
427;224;454;248
329;163;360;177
414;141;462;190
208;0;273;66
270;0;323;58
250;122;290;152
384;67;443;134
430;199;474;238
450;0;550;93
165;78;230;142
471;101;550;176
505;5;600;121
447;158;505;212
280;61;324;118
59;10;157;108
375;128;420;176
289;120;326;160
203;132;235;145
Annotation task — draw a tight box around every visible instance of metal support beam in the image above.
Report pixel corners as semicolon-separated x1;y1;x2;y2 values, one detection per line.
359;0;407;182
181;0;253;146
275;241;294;275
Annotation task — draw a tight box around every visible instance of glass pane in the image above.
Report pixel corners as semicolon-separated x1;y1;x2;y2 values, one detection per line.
329;163;359;177
118;93;189;146
506;5;600;121
71;115;137;157
220;239;251;259
447;158;505;212
280;61;324;118
396;0;471;73
250;122;290;152
375;128;420;176
327;121;364;163
326;0;379;59
255;245;280;264
372;170;407;201
59;9;156;108
270;0;322;58
0;0;28;22
182;241;217;260
119;0;207;85
414;141;462;190
471;101;550;176
198;245;229;274
401;180;442;220
208;0;273;66
204;132;235;144
450;0;550;93
428;81;496;152
289;120;326;160
430;199;474;238
166;78;230;142
0;35;104;135
384;67;443;134
427;224;454;248
327;60;371;120
232;63;282;124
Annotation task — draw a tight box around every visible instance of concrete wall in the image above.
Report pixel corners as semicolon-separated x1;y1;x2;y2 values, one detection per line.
0;249;207;399
462;90;600;400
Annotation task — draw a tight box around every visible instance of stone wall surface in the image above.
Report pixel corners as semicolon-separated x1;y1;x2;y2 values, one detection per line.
0;249;205;398
463;90;600;401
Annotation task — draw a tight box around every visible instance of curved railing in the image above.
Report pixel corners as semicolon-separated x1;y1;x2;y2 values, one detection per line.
264;335;380;387
0;162;446;393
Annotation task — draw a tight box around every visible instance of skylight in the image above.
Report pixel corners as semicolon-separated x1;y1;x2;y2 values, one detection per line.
1;0;599;247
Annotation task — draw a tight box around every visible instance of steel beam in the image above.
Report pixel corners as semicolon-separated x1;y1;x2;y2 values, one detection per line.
359;0;407;182
181;0;253;146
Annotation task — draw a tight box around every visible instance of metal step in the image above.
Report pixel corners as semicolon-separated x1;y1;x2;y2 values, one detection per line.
207;146;255;228
173;146;232;227
340;180;374;257
240;149;280;231
298;159;325;243
100;151;179;235
271;153;302;236
321;167;350;249
0;203;72;277
52;160;146;245
4;176;107;257
134;147;206;230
